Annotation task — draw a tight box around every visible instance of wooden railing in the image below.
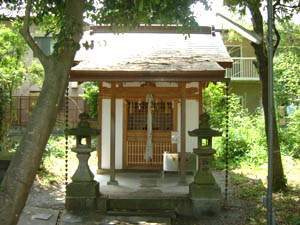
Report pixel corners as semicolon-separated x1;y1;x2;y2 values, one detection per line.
226;57;259;80
126;141;176;167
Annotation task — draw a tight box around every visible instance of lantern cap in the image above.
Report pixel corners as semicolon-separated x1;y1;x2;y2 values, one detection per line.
188;113;222;138
65;112;101;136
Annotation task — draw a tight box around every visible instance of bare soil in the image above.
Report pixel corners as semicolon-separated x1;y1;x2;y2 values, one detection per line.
25;171;255;225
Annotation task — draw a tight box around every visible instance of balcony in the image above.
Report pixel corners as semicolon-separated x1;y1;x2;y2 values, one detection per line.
226;57;259;80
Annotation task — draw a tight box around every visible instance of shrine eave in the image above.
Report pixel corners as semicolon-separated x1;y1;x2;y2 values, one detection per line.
69;70;230;82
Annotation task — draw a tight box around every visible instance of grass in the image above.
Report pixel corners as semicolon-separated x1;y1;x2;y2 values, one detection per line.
230;156;300;225
37;136;98;186
37;136;300;224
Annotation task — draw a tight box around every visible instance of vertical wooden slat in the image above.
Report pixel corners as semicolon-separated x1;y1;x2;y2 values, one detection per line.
135;142;137;165
97;82;102;172
108;82;118;185
199;82;203;116
123;100;128;168
179;83;187;184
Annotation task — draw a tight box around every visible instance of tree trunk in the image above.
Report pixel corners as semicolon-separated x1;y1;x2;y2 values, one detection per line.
0;62;69;225
246;2;286;191
0;1;85;224
251;42;286;191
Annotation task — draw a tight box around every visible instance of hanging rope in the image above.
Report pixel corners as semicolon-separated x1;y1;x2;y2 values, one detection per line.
145;94;153;162
65;87;69;189
225;81;229;203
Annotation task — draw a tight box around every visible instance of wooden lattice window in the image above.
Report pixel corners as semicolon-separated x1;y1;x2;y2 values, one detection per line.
127;101;173;131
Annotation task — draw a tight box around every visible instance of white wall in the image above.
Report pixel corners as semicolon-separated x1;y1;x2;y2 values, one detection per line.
115;99;123;169
177;99;199;153
101;99;111;169
186;100;199;152
101;99;123;169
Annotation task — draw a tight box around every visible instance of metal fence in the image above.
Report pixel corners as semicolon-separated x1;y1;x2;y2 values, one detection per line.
10;96;86;127
226;57;259;80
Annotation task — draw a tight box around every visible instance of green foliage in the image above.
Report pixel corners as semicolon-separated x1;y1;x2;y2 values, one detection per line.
0;24;28;149
279;110;300;158
206;81;300;167
277;23;300;55
205;83;268;166
2;0;209;57
274;51;300;106
40;135;65;169
230;160;300;225
0;24;45;150
81;82;99;118
216;101;267;166
203;82;227;129
0;24;28;90
91;0;203;32
26;61;45;88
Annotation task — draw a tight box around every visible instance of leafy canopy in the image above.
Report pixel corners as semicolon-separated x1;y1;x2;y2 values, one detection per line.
1;0;210;56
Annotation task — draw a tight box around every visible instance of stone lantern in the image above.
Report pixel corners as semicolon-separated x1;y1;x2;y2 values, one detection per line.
188;113;222;217
65;112;101;211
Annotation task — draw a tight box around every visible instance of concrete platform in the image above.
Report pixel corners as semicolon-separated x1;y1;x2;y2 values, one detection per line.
18;207;59;225
60;211;171;225
96;172;195;198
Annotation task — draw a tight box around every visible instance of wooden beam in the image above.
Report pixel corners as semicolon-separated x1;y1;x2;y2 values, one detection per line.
216;13;263;44
70;70;228;82
100;86;198;99
198;82;204;115
97;82;102;172
108;82;118;185
179;83;187;185
90;25;212;34
122;100;128;171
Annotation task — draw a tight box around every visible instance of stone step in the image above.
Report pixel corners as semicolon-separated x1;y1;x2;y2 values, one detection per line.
106;209;176;219
60;212;172;225
107;197;187;211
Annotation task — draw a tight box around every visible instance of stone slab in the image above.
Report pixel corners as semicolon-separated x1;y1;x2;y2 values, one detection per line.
66;196;98;211
140;178;157;187
17;206;59;225
192;198;221;217
193;171;216;185
59;211;171;225
67;181;99;197
189;183;221;199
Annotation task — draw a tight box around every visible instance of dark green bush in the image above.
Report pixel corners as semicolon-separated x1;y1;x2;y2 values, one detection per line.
204;83;268;166
81;82;99;118
279;110;300;158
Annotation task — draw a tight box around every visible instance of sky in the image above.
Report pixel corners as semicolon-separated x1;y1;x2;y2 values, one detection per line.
192;0;300;27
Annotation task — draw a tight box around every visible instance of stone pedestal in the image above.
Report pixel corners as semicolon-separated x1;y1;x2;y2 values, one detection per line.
189;149;221;217
188;113;222;217
66;146;100;211
64;113;101;212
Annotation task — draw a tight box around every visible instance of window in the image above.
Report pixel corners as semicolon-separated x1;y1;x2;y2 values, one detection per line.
34;37;54;56
226;46;241;57
127;101;173;131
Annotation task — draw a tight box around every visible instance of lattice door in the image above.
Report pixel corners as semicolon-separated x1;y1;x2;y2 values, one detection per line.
124;100;177;170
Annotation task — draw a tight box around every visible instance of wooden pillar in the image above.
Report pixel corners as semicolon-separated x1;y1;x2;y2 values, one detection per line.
199;82;203;115
179;83;187;185
108;83;118;185
97;82;102;174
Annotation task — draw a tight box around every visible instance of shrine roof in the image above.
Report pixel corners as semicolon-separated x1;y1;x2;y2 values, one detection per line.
70;26;232;82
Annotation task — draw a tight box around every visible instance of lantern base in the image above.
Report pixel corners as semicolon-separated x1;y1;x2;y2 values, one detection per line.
67;180;99;197
189;182;221;217
66;181;100;211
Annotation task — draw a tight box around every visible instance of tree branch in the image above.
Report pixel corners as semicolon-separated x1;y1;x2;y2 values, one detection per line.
273;23;280;56
20;0;48;67
272;1;281;56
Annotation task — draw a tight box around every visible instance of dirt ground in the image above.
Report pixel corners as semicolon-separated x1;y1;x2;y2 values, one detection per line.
25;170;256;225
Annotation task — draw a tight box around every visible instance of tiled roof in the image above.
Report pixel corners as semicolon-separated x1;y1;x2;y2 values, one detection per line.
73;31;231;73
